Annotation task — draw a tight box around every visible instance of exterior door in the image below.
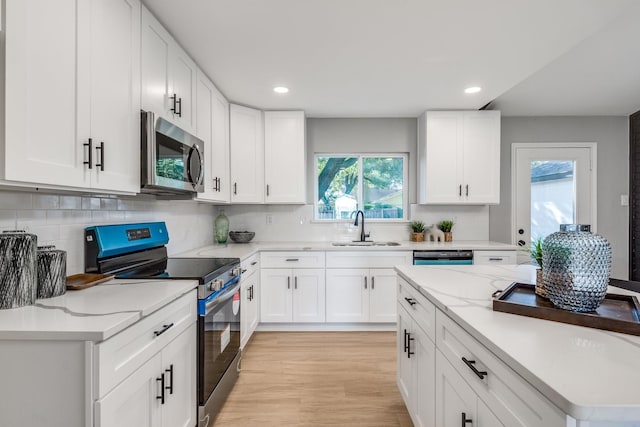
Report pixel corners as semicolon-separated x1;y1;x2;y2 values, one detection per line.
512;143;596;262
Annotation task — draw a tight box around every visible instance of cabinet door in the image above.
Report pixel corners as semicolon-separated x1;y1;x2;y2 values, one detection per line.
195;70;218;199
141;6;170;118
325;269;368;322
435;350;477;427
264;111;306;203
211;86;231;202
161;323;197;427
4;0;89;187
230;104;265;203
260;269;292;322
422;112;464;204
396;305;413;408
169;45;197;134
95;353;162;427
462;111;500;204
89;0;140;193
369;268;397;322
241;271;259;348
413;326;436;427
247;272;260;335
293;268;325;322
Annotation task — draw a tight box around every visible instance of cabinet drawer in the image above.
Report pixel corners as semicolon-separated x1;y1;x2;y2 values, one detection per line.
397;278;436;343
435;311;564;427
94;290;197;398
241;253;260;277
261;251;325;268
326;251;412;268
473;250;517;265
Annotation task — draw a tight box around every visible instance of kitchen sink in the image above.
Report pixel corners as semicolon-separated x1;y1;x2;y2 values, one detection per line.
331;241;401;247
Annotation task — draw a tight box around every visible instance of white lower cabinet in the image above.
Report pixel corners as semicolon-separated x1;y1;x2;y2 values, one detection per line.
95;323;196;427
325;268;397;322
241;255;260;348
398;278;566;427
473;250;517;265
397;304;436;427
261;268;325;323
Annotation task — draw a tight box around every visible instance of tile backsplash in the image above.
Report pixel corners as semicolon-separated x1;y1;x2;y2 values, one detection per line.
0;191;216;275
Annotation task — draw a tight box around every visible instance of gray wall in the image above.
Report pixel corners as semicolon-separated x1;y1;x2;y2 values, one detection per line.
489;116;629;279
306;118;417;204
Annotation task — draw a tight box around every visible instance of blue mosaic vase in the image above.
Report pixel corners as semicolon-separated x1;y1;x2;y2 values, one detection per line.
542;224;611;312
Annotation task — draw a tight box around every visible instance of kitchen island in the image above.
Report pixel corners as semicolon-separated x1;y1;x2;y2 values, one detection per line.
395;264;640;426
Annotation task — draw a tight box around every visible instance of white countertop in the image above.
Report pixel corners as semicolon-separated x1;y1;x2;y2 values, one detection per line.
0;279;198;342
175;240;517;261
395;264;640;422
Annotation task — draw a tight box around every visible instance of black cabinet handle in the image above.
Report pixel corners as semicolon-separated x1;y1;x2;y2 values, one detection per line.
462;357;488;379
488;258;504;261
176;97;182;117
153;323;174;337
251;261;257;266
403;329;409;353
233;182;237;195
285;258;299;262
83;138;93;169
165;364;174;395
287;277;290;289
371;276;375;290
95;141;105;171
266;184;270;197
250;285;254;301
461;412;472;426
404;297;416;306
407;333;414;359
170;93;178;115
466;184;469;196
156;373;165;404
294;276;298;290
459;184;462;196
364;276;367;289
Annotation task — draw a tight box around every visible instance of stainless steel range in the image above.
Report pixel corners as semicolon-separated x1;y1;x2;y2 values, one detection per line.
85;221;241;427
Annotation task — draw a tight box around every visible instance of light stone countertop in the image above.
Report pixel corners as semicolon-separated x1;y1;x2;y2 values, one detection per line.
395;264;640;422
0;279;198;342
174;240;518;261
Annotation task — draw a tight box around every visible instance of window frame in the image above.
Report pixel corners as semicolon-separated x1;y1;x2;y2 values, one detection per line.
314;152;409;222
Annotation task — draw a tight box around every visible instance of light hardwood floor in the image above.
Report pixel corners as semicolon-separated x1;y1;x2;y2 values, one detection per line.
214;331;413;427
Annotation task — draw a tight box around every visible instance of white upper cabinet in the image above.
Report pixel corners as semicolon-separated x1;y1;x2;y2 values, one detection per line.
195;69;230;203
264;111;306;203
418;111;500;204
3;0;140;193
141;6;196;135
230;104;265;203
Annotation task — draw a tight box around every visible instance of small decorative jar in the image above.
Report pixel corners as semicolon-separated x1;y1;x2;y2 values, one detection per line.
542;224;611;312
37;245;67;299
0;230;38;309
214;210;229;244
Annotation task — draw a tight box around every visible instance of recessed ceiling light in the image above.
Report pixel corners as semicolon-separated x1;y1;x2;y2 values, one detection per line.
464;86;482;94
273;86;289;94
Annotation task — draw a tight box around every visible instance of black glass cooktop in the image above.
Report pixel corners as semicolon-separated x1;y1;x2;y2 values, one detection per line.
116;257;240;284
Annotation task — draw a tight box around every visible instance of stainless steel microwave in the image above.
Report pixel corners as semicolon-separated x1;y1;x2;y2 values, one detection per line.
141;111;204;195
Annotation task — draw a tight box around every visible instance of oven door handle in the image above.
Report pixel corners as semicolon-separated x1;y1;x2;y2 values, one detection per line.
200;280;241;315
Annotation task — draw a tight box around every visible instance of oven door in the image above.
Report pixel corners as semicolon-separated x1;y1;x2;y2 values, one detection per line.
141;111;204;194
198;281;241;407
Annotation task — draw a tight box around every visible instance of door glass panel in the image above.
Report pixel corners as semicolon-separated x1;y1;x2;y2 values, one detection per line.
530;160;575;242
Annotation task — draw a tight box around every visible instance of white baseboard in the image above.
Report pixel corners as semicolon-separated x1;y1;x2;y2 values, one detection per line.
255;322;396;332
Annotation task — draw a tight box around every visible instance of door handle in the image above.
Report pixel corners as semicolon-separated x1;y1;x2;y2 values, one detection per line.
266;184;270;197
404;297;416;306
83;138;93;169
234;183;237;195
517;240;526;246
461;412;473;426
364;276;367;289
459;184;462;196
156;373;166;404
165;364;174;395
465;184;469;196
294;276;298;290
371;276;375;290
462;356;488;379
287;276;290;289
95;141;105;171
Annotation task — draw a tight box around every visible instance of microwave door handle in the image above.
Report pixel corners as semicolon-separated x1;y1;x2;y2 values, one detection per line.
186;143;204;189
144;111;157;185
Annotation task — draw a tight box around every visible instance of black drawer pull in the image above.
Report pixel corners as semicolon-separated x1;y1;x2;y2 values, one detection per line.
404;297;417;306
285;258;299;262
165;364;174;395
251;261;257;266
403;329;408;353
83;138;93;169
462;356;487;379
153;323;174;337
488;257;504;261
156;373;165;404
95;141;105;171
407;334;414;359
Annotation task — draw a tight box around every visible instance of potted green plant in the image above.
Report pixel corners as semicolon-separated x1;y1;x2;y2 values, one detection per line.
530;237;546;297
410;221;425;242
437;220;454;242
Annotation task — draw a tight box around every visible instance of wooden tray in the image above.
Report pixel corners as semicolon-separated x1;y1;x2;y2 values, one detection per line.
66;273;115;290
492;282;640;337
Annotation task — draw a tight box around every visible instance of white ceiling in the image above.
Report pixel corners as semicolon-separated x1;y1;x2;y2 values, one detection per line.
142;0;639;117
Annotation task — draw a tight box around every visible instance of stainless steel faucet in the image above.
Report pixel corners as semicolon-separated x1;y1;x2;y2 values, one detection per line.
352;210;370;242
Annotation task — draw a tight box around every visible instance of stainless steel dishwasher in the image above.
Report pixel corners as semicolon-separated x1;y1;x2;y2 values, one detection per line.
412;250;474;265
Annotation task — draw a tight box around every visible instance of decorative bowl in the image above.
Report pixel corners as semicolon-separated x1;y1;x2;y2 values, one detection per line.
228;231;255;243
